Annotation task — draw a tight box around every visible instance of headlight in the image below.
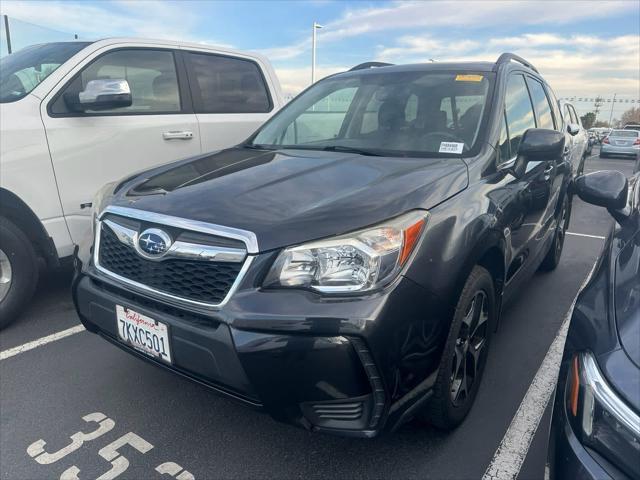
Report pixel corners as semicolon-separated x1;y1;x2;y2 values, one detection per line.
264;211;427;293
567;352;640;478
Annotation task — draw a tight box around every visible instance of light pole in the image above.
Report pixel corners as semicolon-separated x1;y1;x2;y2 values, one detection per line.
311;22;323;84
608;93;617;127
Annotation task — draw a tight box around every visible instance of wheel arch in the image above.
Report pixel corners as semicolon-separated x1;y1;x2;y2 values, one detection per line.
453;229;507;329
0;188;59;267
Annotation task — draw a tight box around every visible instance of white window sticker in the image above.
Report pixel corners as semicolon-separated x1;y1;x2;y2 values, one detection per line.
439;142;464;154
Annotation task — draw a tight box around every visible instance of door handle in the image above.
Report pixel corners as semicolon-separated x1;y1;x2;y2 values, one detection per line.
163;131;194;140
543;165;554;180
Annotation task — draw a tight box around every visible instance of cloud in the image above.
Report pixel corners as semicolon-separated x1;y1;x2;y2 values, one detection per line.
0;0;225;45
275;65;347;97
318;0;638;43
371;32;640;99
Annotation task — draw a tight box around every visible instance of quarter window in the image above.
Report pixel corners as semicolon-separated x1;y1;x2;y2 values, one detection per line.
526;78;555;130
52;49;181;114
186;52;271;113
504;74;536;155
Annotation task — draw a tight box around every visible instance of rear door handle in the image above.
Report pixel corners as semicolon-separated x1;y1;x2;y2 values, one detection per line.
163;131;194;140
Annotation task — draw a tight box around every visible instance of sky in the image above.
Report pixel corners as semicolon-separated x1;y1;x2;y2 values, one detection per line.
1;0;639;118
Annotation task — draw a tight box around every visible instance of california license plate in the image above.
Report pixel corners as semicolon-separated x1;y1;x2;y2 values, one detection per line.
116;305;172;364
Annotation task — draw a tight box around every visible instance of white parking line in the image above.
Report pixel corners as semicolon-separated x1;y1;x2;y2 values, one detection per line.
0;325;85;361
566;231;606;240
482;261;597;480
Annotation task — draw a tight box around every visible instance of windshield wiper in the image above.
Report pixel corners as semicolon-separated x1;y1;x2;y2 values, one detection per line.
242;143;276;151
321;145;384;156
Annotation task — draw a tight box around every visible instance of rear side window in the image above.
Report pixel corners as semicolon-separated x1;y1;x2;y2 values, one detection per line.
526;78;555;130
504;74;536;155
51;49;181;114
186;52;271;114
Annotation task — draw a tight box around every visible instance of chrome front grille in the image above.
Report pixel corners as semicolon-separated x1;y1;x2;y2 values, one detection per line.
94;206;257;309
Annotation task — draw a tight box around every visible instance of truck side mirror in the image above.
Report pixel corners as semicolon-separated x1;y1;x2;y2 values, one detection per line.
64;79;132;112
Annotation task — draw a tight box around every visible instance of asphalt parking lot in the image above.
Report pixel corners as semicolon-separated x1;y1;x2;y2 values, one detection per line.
1;147;637;480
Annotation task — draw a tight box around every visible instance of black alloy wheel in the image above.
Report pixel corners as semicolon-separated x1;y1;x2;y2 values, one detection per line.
424;265;495;430
450;291;490;407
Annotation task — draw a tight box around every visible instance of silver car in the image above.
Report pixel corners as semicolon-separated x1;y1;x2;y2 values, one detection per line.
600;129;640;158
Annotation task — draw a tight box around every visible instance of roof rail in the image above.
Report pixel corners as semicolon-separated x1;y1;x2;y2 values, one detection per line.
349;62;393;71
494;53;538;73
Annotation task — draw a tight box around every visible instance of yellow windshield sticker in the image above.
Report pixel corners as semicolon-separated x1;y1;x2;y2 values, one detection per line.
455;74;483;82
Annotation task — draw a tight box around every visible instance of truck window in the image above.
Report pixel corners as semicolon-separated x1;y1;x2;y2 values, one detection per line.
504;74;536;154
51;49;181;114
185;52;272;114
526;78;555;130
0;42;90;103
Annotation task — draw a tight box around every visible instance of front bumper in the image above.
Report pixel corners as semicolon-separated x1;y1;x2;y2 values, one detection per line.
73;255;444;437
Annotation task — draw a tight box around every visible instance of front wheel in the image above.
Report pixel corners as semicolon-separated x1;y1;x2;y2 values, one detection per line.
423;266;496;430
0;218;39;329
539;196;570;272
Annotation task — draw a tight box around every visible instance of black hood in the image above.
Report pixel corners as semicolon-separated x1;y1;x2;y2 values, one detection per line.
110;147;468;251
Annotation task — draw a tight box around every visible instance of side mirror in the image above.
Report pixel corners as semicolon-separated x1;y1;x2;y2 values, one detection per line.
574;170;629;222
505;128;565;177
64;79;132;112
567;123;580;136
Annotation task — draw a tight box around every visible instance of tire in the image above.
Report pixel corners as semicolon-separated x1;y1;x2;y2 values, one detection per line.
0;218;39;329
423;266;496;430
539;196;570;272
599;152;607;159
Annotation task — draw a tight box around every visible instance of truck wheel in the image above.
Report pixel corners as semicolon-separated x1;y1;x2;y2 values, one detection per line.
423;266;496;430
0;218;39;329
539;196;570;272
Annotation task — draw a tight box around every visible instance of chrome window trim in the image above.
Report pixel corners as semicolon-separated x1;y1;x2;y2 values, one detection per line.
94;206;258;310
99;205;259;253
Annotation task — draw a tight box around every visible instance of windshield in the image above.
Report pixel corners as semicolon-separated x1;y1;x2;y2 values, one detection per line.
0;42;91;103
251;70;494;157
610;130;639;138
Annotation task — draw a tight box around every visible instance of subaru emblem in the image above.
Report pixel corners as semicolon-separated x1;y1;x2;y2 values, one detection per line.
136;228;172;258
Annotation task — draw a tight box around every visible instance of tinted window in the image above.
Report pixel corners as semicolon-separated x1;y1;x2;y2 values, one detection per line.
504;74;536;154
186;52;271;113
0;42;90;103
527;78;555;129
252;71;494;157
53;49;181;114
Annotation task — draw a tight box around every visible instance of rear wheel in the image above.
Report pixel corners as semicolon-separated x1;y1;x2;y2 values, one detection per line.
539;196;570;272
0;218;39;329
423;266;495;430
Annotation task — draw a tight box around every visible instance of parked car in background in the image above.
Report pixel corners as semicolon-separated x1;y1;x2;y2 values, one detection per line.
74;53;573;437
600;129;640;159
624;124;640;131
558;100;588;175
0;38;284;326
549;170;639;480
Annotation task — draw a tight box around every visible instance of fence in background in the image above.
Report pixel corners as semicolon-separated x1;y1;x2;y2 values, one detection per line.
1;15;78;57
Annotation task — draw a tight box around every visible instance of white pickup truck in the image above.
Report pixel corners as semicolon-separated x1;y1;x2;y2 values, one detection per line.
0;38;284;326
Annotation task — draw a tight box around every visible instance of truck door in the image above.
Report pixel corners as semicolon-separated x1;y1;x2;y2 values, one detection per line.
41;46;200;244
